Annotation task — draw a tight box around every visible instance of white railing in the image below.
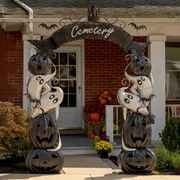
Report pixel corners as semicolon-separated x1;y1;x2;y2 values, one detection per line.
166;104;180;119
106;104;180;143
105;105;123;143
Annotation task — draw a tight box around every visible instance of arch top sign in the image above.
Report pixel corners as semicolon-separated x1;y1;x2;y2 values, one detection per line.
29;21;148;55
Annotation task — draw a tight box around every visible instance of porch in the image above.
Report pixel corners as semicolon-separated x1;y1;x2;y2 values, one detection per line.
60;104;180;155
105;104;180;144
61;133;121;156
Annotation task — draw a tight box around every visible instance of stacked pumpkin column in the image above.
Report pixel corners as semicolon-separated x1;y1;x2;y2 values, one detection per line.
117;54;156;173
25;52;64;173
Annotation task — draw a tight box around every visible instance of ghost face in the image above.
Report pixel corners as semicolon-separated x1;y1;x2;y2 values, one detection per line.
27;70;56;101
117;87;148;115
125;72;153;99
31;87;64;118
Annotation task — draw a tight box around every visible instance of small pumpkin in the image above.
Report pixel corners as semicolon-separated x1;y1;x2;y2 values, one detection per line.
28;53;52;75
118;148;156;173
130;55;151;76
29;113;59;148
90;112;100;122
26;149;64;173
123;112;151;148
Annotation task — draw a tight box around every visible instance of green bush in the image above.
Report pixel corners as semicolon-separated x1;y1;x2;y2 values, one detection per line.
159;117;180;152
154;143;174;171
154;143;180;173
0;101;30;158
171;151;180;174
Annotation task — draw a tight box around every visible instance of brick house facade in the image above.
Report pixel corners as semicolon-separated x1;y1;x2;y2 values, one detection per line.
0;29;146;108
0;28;23;106
85;37;147;106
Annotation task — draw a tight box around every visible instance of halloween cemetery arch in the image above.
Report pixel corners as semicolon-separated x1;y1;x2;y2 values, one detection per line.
29;21;148;55
26;18;156;173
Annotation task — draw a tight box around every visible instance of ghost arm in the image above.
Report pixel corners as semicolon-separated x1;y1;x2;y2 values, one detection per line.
130;84;139;96
123;107;127;120
149;73;154;88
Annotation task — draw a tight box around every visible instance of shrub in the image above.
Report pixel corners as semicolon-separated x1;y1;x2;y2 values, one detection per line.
154;143;174;171
0;101;30;158
159;117;180;152
171;151;180;174
154;143;180;173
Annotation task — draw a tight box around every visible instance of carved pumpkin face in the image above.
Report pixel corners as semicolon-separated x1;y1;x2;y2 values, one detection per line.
130;55;151;76
26;149;64;173
123;113;151;148
119;149;156;173
28;53;52;75
29;113;59;148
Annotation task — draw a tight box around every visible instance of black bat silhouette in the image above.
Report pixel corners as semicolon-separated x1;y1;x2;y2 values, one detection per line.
128;22;147;30
38;23;59;30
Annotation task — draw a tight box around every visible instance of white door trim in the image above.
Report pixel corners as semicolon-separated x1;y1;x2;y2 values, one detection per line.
54;40;85;128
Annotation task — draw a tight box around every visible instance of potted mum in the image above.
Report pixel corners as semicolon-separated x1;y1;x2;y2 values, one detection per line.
95;140;113;158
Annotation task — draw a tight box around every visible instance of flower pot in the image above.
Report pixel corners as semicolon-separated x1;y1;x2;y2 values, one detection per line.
99;150;109;158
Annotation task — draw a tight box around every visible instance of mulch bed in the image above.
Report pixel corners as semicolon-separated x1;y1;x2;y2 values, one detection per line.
109;155;180;175
0;155;179;175
0;156;29;174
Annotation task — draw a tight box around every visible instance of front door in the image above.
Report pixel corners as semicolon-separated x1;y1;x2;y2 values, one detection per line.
53;47;82;129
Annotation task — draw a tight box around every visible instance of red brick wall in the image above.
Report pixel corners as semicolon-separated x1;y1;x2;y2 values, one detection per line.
0;28;23;106
85;37;147;106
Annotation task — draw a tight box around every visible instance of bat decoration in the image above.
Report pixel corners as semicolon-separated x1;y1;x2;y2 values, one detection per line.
88;4;100;22
38;23;59;30
128;22;147;31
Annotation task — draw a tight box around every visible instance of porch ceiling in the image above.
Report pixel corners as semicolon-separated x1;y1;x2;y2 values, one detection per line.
2;0;180;18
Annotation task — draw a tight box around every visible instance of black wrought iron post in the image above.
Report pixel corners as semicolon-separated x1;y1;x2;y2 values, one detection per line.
25;52;64;173
117;53;156;173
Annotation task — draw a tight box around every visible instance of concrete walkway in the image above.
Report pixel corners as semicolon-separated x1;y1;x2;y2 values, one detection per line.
0;155;179;180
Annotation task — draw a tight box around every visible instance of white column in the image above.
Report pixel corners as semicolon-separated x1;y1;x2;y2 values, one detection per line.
105;105;114;143
22;34;40;110
148;35;166;141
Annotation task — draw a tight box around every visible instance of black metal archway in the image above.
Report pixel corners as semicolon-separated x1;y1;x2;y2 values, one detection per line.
29;21;148;55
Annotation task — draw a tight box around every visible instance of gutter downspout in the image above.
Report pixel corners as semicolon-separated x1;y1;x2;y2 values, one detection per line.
11;0;33;37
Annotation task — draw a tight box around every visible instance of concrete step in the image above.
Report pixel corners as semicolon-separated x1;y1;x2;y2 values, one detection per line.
61;145;121;155
62;146;97;155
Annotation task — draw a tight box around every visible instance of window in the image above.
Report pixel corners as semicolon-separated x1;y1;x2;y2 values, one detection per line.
166;42;180;100
51;52;77;107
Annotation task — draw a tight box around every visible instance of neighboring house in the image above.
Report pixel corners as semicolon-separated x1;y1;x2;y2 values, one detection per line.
0;0;180;142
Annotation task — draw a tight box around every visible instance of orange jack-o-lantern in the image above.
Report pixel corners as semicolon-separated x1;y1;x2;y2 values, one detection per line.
90;112;100;122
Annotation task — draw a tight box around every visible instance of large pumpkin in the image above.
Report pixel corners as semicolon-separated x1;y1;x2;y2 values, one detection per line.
90;112;100;122
28;53;52;75
118;149;156;173
26;149;64;173
123;112;152;148
130;55;151;76
29;113;59;148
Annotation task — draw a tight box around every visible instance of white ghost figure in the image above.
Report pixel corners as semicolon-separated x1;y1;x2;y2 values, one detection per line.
27;69;56;102
125;71;154;100
117;87;148;120
30;87;64;118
